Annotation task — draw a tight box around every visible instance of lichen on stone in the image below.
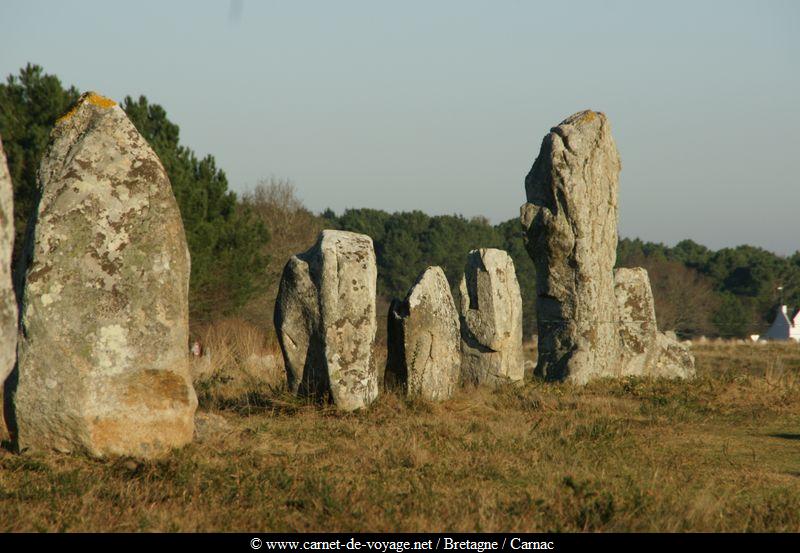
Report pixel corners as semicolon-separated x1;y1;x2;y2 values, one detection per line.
275;230;378;411
56;91;117;125
13;90;196;459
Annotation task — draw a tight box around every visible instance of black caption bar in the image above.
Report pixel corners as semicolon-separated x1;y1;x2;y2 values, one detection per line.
0;532;797;551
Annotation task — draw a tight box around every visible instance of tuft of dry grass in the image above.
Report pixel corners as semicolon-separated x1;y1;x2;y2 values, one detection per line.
1;338;799;532
190;318;286;410
693;340;800;380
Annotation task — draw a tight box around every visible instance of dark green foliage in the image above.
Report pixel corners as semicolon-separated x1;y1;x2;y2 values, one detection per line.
328;210;799;341
333;208;391;244
423;215;502;287
619;238;800;337
712;294;752;338
3;64;795;338
122;96;268;321
327;209;537;336
671;239;711;269
0;65;268;322
0;64;79;262
496;218;537;338
378;211;430;297
617;237;670;263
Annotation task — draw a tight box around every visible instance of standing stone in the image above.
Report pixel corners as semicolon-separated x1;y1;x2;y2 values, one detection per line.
275;230;378;410
12;92;197;458
0;136;17;438
386;266;461;401
458;249;524;387
614;268;694;378
521;110;694;383
521;111;622;383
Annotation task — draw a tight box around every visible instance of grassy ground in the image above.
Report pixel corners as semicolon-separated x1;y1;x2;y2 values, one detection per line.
1;334;798;532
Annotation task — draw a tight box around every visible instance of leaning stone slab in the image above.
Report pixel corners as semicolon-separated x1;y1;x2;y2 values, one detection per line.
275;230;378;410
458;248;525;387
614;268;695;378
0;136;17;438
386;266;461;400
521;110;694;383
12;92;197;458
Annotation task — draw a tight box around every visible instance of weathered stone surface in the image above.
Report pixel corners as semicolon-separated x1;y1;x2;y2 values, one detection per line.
521;110;622;383
614;268;695;378
521;110;694;382
386;266;461;400
275;230;378;410
458;249;524;387
11;92;196;458
0;137;16;384
0;136;17;439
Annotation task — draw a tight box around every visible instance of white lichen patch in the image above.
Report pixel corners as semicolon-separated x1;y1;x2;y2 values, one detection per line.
93;324;133;374
40;282;63;307
152;252;171;274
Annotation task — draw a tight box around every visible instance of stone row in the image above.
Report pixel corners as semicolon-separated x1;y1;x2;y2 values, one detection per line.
0;94;694;459
275;235;526;407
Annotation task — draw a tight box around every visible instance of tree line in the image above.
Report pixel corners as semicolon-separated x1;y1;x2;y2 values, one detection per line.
0;64;267;323
1;64;796;339
323;209;800;339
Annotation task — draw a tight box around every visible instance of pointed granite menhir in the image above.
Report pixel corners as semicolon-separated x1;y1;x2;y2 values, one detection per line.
521;110;694;383
12;92;197;458
275;230;379;410
458;248;525;388
386;266;461;401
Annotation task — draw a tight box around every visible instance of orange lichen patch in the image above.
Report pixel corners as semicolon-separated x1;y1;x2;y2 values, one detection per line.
56;92;117;125
121;369;193;408
579;110;597;124
88;415;194;458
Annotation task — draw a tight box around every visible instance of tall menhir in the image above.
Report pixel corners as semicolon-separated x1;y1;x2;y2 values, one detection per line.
521;110;693;383
11;92;197;458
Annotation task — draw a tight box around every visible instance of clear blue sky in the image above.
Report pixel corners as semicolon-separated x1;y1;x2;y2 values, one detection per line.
1;1;798;254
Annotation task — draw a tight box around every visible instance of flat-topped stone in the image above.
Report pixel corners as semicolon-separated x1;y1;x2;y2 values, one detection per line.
458;248;525;387
275;230;379;410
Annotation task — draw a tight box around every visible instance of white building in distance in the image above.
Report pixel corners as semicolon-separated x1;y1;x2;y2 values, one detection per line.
759;305;800;342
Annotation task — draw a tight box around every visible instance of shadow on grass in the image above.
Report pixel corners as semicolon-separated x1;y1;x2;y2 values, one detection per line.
203;390;312;416
768;433;800;441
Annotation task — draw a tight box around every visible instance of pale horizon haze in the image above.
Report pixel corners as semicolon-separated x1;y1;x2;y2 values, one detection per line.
1;0;798;254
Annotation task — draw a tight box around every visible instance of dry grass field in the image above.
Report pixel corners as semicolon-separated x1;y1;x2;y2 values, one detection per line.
1;323;798;532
